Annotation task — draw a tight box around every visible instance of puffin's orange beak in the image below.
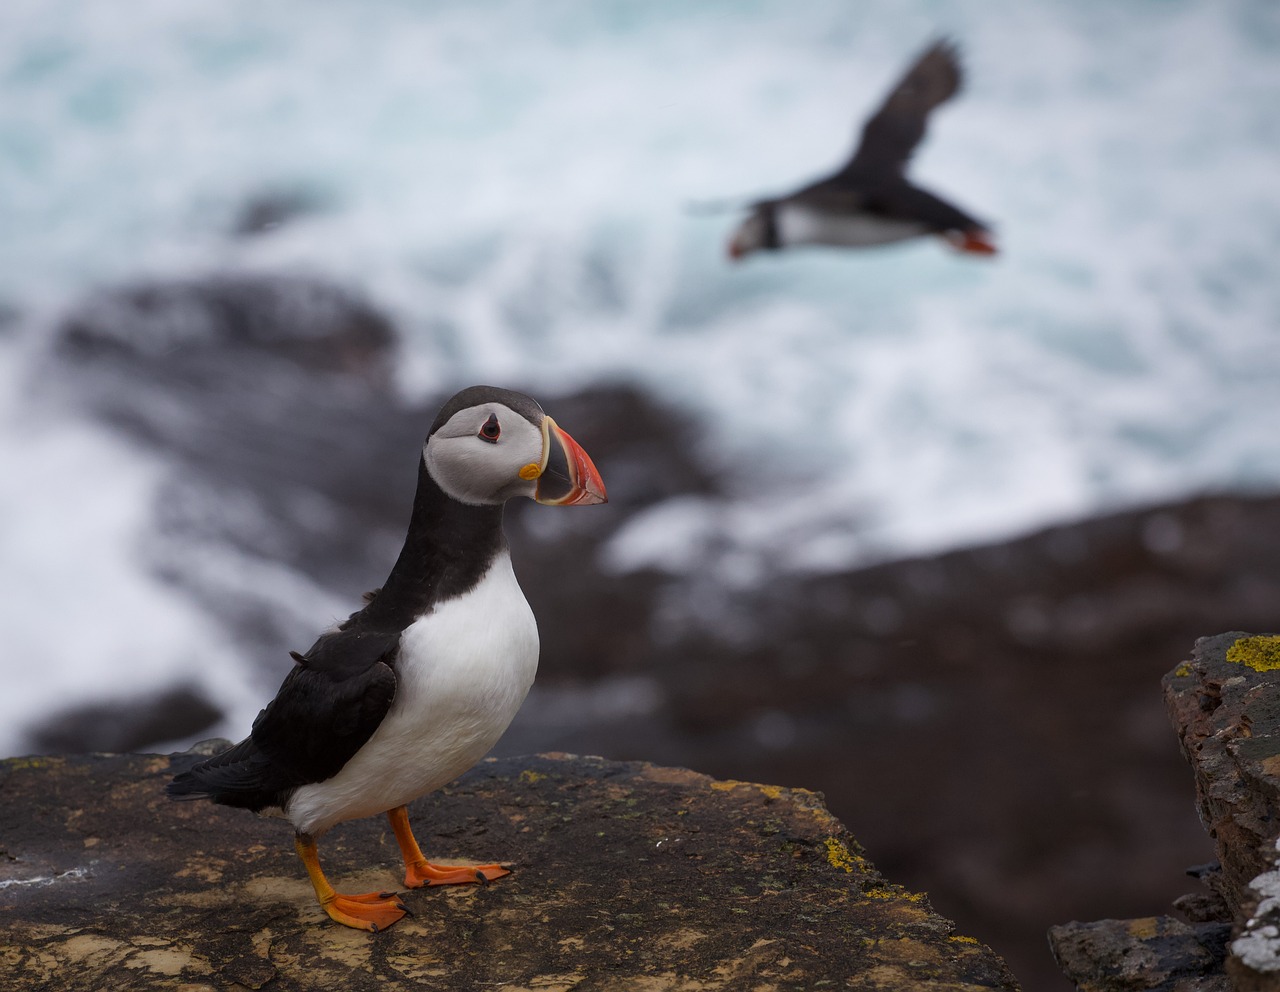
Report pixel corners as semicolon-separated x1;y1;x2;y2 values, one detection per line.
534;417;607;506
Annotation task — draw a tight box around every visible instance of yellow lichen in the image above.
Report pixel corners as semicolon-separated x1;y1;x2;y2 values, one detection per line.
949;935;980;946
710;779;784;801
824;837;859;873
863;886;927;904
1226;636;1280;673
519;769;547;785
2;756;64;771
1173;663;1192;678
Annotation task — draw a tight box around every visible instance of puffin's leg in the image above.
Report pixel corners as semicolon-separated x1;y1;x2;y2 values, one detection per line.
387;805;510;888
294;833;409;931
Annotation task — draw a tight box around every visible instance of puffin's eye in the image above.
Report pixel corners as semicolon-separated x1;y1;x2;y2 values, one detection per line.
478;414;501;443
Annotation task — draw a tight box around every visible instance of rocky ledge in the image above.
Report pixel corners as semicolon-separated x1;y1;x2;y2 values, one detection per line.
1049;631;1280;992
0;751;1018;991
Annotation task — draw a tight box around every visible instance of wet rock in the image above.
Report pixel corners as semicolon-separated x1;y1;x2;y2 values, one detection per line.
0;751;1019;991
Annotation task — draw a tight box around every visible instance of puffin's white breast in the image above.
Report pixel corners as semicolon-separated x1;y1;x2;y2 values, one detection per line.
286;549;538;836
777;203;928;248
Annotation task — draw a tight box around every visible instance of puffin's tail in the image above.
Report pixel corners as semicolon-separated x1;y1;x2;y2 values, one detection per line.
167;738;280;811
946;227;998;256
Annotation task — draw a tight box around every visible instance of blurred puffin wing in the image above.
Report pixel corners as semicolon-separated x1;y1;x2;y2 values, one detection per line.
836;39;964;181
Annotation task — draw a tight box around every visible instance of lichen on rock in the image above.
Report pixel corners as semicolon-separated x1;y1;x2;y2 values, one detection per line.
1225;634;1280;673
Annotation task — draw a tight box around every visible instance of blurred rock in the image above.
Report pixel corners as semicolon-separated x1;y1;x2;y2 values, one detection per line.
231;187;325;237
0;751;1018;992
28;687;221;756
58;272;393;377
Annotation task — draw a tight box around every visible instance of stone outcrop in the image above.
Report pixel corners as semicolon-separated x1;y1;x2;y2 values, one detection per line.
1049;632;1280;992
0;751;1018;991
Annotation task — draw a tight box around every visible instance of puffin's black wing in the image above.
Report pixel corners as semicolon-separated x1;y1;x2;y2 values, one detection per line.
167;626;400;810
862;183;986;233
252;627;401;780
837;39;963;181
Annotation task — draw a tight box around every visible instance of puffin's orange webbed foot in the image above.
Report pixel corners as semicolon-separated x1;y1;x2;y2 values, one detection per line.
387;804;511;889
404;859;509;889
320;890;410;931
295;833;411;932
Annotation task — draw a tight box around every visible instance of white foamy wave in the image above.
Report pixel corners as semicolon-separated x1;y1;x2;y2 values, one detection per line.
1;0;1278;752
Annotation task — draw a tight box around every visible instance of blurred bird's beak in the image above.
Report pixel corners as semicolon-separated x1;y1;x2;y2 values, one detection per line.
534;417;607;506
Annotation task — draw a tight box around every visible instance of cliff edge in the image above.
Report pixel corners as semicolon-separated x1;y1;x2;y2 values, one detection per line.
1;751;1017;991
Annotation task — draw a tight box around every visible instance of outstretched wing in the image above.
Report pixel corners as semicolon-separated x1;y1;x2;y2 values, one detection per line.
837;39;963;181
168;625;400;809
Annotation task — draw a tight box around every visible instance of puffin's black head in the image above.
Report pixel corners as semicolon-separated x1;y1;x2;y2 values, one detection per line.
424;385;607;507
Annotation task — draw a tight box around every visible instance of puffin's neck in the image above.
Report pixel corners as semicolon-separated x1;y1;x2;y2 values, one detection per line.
365;459;507;627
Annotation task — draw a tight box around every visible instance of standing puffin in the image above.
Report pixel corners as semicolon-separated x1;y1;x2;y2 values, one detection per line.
168;385;606;931
727;39;997;260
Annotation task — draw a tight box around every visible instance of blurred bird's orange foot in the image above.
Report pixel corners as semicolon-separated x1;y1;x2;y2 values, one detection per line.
388;804;511;889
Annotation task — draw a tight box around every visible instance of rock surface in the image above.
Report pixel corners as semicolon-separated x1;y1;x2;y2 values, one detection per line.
0;751;1018;992
1048;916;1232;992
1048;632;1280;992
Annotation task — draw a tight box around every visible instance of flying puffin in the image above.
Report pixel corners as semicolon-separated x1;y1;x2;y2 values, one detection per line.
726;39;997;260
168;385;607;931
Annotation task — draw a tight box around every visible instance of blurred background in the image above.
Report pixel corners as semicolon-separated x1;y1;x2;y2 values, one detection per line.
3;1;1279;987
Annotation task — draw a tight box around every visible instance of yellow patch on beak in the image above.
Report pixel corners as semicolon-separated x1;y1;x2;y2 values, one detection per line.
519;462;543;480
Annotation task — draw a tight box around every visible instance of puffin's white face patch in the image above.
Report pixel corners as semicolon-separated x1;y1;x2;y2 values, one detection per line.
425;402;545;506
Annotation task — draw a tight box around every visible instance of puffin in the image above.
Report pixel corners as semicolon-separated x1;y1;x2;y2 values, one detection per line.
726;39;997;260
167;385;607;931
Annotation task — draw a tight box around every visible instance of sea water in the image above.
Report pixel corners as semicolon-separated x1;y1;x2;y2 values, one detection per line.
1;0;1277;754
